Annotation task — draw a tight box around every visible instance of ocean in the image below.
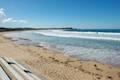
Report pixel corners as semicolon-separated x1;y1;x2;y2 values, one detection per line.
4;29;120;67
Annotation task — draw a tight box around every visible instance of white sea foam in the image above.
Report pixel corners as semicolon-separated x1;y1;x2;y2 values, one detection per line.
49;44;120;66
4;31;120;66
34;30;120;41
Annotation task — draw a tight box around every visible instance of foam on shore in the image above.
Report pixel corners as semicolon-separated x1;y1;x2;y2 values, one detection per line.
34;30;120;41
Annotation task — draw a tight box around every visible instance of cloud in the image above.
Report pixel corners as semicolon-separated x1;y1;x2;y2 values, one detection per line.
0;8;6;17
0;8;28;23
19;20;27;23
2;18;27;23
2;18;13;23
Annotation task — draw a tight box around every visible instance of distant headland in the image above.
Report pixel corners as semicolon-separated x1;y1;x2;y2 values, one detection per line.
0;27;73;32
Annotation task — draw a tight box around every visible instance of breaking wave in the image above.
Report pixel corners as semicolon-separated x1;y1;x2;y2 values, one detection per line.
34;30;120;41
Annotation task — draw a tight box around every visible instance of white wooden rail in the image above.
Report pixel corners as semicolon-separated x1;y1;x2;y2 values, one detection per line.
0;57;41;80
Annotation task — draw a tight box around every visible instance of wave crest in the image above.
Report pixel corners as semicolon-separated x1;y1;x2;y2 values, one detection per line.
34;30;120;41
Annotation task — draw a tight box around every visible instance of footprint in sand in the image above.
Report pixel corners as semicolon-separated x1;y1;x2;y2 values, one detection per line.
92;73;103;80
117;72;120;78
94;64;103;72
106;76;113;80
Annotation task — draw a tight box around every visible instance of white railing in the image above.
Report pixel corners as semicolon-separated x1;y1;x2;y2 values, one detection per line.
0;57;41;80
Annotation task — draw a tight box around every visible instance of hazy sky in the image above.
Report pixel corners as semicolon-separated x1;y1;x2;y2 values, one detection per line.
0;0;120;29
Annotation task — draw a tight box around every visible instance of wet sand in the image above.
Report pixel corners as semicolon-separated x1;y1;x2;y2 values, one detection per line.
0;32;120;80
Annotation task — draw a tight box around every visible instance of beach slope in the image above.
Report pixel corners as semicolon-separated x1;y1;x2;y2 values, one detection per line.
0;33;120;80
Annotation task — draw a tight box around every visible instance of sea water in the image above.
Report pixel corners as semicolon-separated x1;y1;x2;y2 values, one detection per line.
4;29;120;67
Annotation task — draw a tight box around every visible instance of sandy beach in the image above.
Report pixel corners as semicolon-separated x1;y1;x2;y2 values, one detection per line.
0;32;120;80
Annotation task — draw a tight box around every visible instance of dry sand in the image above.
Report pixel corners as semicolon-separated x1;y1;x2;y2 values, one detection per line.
0;32;120;80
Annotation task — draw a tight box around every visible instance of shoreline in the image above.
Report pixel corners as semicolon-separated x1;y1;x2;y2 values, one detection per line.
0;32;120;80
3;31;120;68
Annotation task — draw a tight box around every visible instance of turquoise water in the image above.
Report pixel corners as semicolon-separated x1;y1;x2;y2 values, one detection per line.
4;30;120;67
65;28;120;33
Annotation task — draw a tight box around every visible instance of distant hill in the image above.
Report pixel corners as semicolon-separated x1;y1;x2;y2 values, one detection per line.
0;27;73;32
